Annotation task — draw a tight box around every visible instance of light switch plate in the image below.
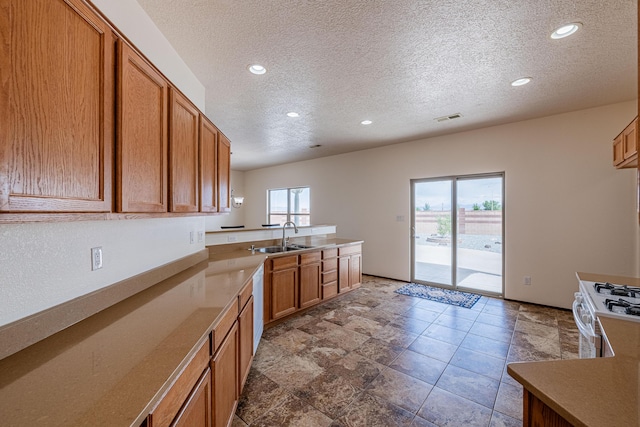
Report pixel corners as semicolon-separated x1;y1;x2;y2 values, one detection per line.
91;247;103;271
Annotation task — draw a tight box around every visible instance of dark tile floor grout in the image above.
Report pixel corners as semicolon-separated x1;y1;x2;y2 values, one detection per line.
233;275;579;427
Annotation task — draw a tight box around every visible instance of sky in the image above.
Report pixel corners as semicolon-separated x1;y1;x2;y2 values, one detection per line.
414;176;502;211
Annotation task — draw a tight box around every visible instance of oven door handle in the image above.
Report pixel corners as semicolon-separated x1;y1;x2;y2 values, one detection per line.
572;299;598;340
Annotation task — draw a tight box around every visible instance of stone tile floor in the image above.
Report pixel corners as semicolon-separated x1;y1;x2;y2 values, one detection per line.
233;275;580;427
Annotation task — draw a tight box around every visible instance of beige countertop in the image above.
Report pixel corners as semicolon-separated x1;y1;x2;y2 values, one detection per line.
0;238;362;426
507;272;640;427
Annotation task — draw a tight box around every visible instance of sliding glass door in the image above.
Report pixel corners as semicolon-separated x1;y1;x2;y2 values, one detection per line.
411;173;504;295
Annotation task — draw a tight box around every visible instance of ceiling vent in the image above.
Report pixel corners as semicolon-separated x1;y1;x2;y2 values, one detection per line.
434;113;462;122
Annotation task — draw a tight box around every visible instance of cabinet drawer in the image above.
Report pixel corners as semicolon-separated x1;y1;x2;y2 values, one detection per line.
213;303;239;351
300;251;321;265
238;279;253;311
270;255;298;271
148;339;210;427
322;258;337;272
338;245;361;256
322;248;338;259
322;282;338;300
322;270;337;284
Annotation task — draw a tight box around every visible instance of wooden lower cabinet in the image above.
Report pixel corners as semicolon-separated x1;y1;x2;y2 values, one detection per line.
267;255;299;321
299;252;321;308
211;321;238;427
171;369;211;427
523;389;573;427
338;245;362;293
238;295;254;394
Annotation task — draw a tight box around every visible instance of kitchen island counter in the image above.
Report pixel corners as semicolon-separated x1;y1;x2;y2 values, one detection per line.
507;272;640;427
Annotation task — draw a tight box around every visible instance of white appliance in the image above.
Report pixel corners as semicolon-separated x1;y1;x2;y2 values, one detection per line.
252;264;264;353
573;278;640;358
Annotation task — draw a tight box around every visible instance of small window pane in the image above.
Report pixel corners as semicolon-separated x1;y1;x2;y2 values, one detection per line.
289;188;309;214
269;189;288;214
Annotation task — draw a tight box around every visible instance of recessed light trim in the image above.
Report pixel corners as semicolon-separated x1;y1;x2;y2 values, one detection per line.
309;144;322;148
248;64;266;75
551;23;581;39
511;77;532;87
360;120;373;125
287;112;299;118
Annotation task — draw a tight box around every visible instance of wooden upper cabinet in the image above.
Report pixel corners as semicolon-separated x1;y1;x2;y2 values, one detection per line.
0;0;115;212
169;89;199;212
116;40;169;213
613;117;638;169
217;133;231;213
199;117;219;213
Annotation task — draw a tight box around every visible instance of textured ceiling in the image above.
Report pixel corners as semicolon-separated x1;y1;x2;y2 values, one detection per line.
136;0;637;171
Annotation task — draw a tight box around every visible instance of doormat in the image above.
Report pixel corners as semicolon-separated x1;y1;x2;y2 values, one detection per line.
395;283;481;308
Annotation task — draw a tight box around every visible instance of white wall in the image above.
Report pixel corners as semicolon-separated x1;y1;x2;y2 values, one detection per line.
205;170;246;231
0;1;210;328
244;101;639;309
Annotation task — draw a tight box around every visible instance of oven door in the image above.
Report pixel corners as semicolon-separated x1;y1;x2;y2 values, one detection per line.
572;293;602;358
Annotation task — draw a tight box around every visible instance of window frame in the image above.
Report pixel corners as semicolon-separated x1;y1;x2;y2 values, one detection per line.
267;186;310;226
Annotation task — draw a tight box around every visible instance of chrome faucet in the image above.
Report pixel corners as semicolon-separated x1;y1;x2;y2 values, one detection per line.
282;221;298;248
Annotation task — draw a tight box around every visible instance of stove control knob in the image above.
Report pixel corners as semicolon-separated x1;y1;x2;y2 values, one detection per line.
574;292;583;304
581;313;591;325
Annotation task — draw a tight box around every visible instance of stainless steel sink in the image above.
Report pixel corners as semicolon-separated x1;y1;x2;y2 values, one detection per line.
252;244;315;253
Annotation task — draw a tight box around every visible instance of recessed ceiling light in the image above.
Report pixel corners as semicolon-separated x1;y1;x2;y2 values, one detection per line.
551;23;581;39
248;64;266;75
511;77;532;87
361;120;373;125
287;112;299;118
310;144;322;148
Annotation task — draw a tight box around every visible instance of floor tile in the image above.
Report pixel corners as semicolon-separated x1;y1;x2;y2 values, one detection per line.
443;305;481;320
263;353;324;390
408;335;458;363
298;338;350;368
372;324;420;348
389;315;431;335
436;364;499;408
236;370;290;425
332;392;415;427
475;311;517;330
449;346;505;380
389;350;447;385
422;324;468;346
269;328;318;353
459;333;509;359
432;313;475;332
410;415;438;427
404;306;442;323
469;322;513;343
295;371;362;419
354;337;404;365
251;393;333;427
326;352;386;389
489;410;521;427
418;387;493;427
343;315;386;336
366;368;433;413
493;381;523;420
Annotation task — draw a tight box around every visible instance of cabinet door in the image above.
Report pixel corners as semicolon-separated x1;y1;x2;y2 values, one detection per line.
117;40;168;213
217;133;231;213
0;0;114;212
299;262;321;308
271;268;298;320
212;321;238;427
613;135;625;166
169;89;199;212
349;254;362;288
199;117;218;213
338;256;351;293
238;296;254;394
171;369;211;427
623;118;638;160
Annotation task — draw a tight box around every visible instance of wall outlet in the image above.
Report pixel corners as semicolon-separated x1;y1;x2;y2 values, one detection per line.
189;231;195;244
197;231;204;243
91;247;103;271
227;235;237;242
523;276;532;286
396;215;405;222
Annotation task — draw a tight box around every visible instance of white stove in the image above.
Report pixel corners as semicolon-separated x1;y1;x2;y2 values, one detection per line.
574;278;640;358
578;280;640;323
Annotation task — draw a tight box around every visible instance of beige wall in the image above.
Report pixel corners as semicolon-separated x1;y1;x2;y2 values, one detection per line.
242;101;639;309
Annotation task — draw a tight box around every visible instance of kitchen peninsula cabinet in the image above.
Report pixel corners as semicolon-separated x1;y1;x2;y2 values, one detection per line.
237;281;254;394
211;321;238;427
321;249;339;299
267;255;299;320
613;116;638;168
117;40;169;213
338;244;362;293
171;370;212;427
299;252;322;308
199;117;219;213
169;89;200;212
0;0;115;213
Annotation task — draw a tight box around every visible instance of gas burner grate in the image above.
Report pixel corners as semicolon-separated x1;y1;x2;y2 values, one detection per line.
594;282;640;298
604;298;640;316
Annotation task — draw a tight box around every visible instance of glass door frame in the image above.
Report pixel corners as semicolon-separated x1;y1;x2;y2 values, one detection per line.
410;172;505;296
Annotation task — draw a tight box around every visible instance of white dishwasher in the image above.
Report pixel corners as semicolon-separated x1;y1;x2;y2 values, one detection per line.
252;263;264;353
